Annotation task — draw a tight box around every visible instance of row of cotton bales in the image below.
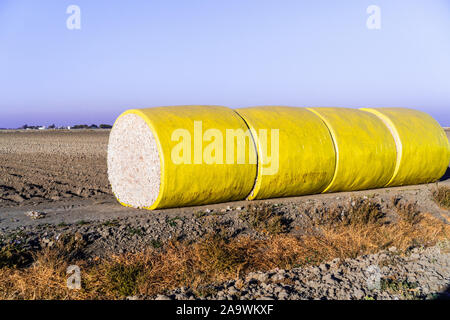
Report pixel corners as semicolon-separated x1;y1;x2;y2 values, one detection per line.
107;106;450;210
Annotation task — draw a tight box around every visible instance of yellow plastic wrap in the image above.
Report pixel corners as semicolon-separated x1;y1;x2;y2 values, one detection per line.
116;106;257;209
307;107;397;192
236;106;336;200
361;108;450;186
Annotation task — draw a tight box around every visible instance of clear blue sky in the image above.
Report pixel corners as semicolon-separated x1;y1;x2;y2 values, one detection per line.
1;0;449;128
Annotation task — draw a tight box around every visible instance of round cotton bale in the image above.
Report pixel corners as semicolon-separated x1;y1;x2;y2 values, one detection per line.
307;107;397;192
361;107;450;186
235;106;336;200
107;106;257;209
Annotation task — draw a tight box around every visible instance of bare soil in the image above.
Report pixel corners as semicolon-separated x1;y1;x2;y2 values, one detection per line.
0;130;111;207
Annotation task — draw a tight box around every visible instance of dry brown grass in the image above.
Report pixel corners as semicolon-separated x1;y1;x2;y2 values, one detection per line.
432;185;450;210
1;198;449;300
0;248;84;299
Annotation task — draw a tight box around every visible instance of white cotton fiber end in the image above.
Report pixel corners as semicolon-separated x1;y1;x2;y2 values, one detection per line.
107;113;161;208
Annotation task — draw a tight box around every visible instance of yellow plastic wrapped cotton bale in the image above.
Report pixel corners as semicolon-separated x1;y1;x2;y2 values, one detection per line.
361;108;450;186
307;107;397;192
236;106;336;200
107;106;257;209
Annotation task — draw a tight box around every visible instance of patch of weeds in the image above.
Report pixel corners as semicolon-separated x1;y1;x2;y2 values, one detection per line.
204;218;237;239
432;186;450;209
0;232;35;268
314;198;385;227
380;277;420;299
7;230;27;239
49;233;87;262
126;226;144;237
364;296;375;300
102;219;120;227
345;198;385;225
76;220;89;226
105;262;145;297
426;293;440;300
57;222;68;227
150;239;162;249
0;243;33;268
194;211;208;219
199;235;248;274
240;203;290;235
167;216;183;227
392;197;421;224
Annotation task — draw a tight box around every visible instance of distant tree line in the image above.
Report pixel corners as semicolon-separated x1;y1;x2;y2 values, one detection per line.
71;124;112;129
18;124;112;130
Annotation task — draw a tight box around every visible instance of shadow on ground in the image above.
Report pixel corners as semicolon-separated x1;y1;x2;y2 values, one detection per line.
435;285;450;300
440;167;450;182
